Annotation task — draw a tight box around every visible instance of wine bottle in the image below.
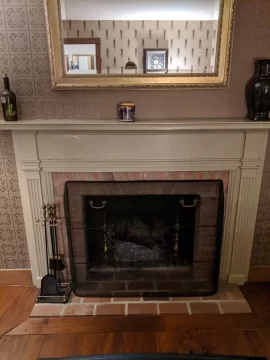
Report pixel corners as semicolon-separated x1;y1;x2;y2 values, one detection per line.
1;74;18;121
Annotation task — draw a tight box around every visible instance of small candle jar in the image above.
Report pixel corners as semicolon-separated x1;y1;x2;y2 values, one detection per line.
119;102;135;122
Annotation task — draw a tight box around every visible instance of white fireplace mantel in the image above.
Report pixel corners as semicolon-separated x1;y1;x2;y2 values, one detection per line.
7;118;270;287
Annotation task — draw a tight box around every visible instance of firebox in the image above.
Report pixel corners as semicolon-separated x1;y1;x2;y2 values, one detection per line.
64;180;224;297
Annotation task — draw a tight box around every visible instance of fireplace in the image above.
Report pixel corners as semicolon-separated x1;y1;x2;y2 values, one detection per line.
65;180;224;297
9;120;270;289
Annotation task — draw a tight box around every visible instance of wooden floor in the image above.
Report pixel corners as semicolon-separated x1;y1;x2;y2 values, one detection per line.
0;286;38;336
0;283;270;359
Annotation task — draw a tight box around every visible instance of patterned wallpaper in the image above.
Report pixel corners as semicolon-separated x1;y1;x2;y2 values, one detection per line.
0;0;269;268
0;131;29;269
63;20;218;74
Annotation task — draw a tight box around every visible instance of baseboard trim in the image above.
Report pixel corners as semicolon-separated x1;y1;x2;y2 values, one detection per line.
228;274;246;285
248;266;270;282
0;269;32;285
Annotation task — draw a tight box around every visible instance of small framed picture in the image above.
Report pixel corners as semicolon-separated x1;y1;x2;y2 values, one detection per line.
143;49;168;73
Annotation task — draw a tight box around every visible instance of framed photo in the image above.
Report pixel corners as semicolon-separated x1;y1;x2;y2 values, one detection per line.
143;49;168;73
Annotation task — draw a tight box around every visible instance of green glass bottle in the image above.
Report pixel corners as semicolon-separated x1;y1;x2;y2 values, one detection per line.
1;74;18;121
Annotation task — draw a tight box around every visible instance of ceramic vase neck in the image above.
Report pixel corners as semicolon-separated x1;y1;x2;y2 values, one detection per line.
254;59;270;77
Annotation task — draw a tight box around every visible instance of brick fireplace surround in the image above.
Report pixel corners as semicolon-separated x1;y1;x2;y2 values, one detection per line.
53;171;229;283
6;119;270;315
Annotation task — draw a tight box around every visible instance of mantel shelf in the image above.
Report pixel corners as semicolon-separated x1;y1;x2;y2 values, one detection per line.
1;118;270;132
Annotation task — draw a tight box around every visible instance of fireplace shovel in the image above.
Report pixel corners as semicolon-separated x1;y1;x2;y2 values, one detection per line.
40;205;58;297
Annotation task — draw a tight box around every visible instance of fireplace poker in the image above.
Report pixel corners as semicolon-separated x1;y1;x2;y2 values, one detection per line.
48;205;57;277
43;205;49;274
51;204;61;288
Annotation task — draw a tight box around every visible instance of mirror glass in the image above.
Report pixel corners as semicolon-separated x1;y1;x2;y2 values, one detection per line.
59;0;222;76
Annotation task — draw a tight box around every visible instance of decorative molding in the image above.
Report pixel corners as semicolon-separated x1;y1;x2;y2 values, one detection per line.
229;175;259;284
40;159;242;173
228;131;268;284
228;274;246;285
12;131;45;285
40;171;54;204
219;169;241;281
27;178;47;277
241;159;261;169
21;160;41;172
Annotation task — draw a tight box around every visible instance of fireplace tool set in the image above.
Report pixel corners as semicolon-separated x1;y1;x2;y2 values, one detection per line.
35;204;72;304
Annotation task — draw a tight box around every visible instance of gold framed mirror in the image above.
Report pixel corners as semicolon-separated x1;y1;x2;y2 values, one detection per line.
44;0;235;89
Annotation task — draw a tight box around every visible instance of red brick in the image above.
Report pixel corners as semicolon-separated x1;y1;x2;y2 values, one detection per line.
190;302;220;314
159;303;188;314
128;303;157;315
113;173;129;181
143;297;170;302
69;294;81;303
128;281;153;290
99;282;126;292
114;272;137;281
171;297;201;301
152;172;168;181
112;297;141;302
96;304;125;316
220;301;252;314
88;272;114;281
227;286;245;300
63;304;93;316
138;173;155;181
156;281;183;290
109;292;142;298
202;289;229;301
102;173;115;181
127;172;140;181
83;297;112;303
30;304;63;317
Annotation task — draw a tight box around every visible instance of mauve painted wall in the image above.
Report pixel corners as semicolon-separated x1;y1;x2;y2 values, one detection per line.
0;0;269;267
0;0;269;120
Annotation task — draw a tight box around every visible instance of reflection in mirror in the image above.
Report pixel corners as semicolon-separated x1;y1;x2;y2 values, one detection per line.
63;38;101;74
59;0;222;76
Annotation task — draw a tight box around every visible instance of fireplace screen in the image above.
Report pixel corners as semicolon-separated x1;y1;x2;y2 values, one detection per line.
64;181;224;298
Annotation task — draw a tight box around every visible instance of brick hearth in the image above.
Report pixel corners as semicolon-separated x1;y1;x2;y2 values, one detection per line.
28;170;249;316
30;284;251;317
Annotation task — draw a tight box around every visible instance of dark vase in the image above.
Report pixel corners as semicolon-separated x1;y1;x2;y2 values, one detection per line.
246;59;270;121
